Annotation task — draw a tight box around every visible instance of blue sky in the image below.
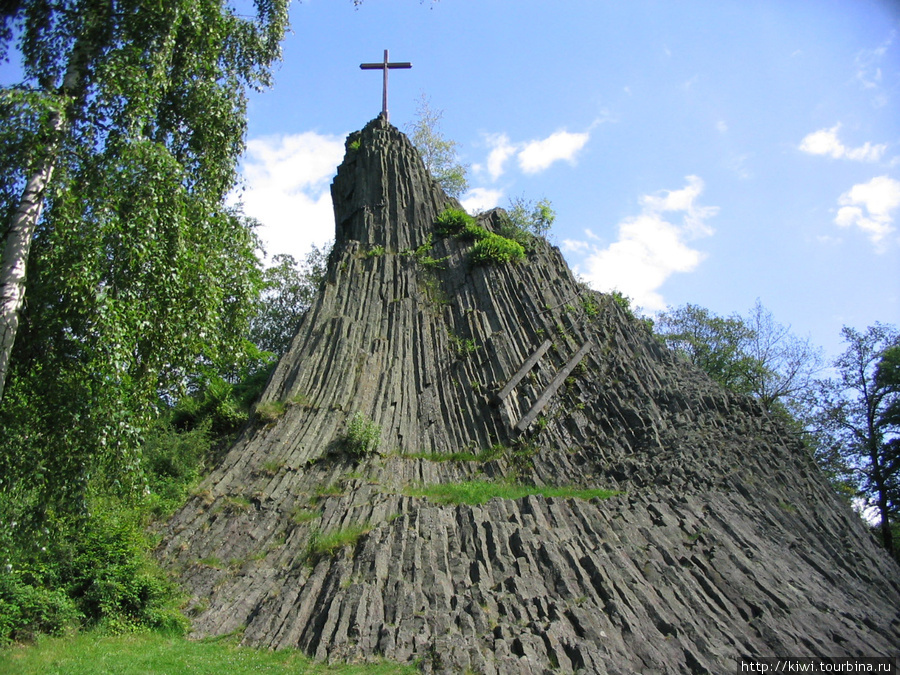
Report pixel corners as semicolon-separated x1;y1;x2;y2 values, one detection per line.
3;1;898;359
240;0;900;359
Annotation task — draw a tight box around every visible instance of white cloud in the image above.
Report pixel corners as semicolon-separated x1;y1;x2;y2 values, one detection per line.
475;124;598;180
483;133;517;181
855;33;894;106
563;176;717;311
460;187;504;214
517;130;590;174
799;124;886;162
240;131;345;261
834;175;900;250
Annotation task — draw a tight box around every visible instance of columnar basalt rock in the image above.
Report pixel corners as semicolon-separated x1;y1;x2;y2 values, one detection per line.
158;116;900;674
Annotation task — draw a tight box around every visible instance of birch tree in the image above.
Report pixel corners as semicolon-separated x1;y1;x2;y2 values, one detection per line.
0;0;288;511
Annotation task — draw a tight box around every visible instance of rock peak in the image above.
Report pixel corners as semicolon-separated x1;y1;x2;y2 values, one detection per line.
331;116;458;253
158;117;900;673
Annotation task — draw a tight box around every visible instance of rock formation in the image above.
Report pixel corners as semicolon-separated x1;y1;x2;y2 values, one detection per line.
158;116;900;674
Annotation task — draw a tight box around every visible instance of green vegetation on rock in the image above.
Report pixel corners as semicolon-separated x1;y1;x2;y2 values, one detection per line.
404;481;619;506
343;412;382;456
470;233;526;266
434;208;475;236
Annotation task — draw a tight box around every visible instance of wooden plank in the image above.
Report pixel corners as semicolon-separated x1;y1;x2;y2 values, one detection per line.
515;341;592;432
492;339;552;406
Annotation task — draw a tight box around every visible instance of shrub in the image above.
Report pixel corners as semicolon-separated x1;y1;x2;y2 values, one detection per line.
141;420;209;516
434;207;474;236
344;412;381;456
0;572;81;644
458;222;490;241
62;508;188;634
471;233;526;266
507;196;555;238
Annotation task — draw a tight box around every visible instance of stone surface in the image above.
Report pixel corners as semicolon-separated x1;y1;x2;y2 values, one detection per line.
157;116;900;673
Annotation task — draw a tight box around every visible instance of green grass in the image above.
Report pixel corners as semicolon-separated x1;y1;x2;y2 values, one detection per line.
401;446;505;463
404;480;619;506
0;630;417;674
306;523;372;560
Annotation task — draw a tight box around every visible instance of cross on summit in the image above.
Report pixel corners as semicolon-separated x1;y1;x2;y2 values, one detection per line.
360;49;411;123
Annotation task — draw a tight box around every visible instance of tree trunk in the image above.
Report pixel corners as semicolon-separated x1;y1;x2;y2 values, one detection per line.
0;26;96;401
0;144;60;400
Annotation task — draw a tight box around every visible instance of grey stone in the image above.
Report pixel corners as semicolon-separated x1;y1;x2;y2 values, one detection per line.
157;116;900;673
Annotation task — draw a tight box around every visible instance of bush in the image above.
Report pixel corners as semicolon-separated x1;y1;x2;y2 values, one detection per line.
0;572;81;644
142;420;210;515
471;233;526;266
61;507;188;635
344;412;381;457
458;223;490;242
0;504;187;644
434;207;474;236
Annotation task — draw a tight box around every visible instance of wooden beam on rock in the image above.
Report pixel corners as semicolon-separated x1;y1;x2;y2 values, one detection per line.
492;339;552;406
515;341;592;433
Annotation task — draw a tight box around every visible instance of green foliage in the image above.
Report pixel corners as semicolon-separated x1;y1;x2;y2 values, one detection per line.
448;333;479;358
655;303;764;396
656;301;823;418
0;629;419;674
1;0;290;523
343;413;381;457
364;244;385;258
0;503;187;644
0;572;81;645
810;324;900;556
458;223;491;241
580;293;601;318
407;95;469;198
506;195;556;238
305;523;372;561
140;421;210;516
470;233;526;266
405;481;619;506
434;207;475;236
250;245;330;358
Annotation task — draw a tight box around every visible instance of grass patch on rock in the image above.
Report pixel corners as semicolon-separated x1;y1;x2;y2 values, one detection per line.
404;481;619;506
306;523;372;561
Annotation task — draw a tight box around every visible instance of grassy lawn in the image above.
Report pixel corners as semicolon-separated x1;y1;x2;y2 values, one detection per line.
0;631;418;675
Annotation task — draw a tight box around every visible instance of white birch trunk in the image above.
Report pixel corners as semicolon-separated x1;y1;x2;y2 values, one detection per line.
0;39;86;400
0;146;59;400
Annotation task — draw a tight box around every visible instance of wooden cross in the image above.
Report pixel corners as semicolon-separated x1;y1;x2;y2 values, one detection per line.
360;49;411;123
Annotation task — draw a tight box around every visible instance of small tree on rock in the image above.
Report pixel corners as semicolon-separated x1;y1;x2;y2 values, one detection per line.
407;94;469;198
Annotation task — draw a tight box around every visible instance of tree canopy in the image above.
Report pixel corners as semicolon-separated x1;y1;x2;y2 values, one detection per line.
406;94;469;198
811;324;900;555
0;0;290;517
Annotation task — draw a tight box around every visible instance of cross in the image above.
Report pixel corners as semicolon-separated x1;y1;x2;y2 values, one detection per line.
360;49;412;123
